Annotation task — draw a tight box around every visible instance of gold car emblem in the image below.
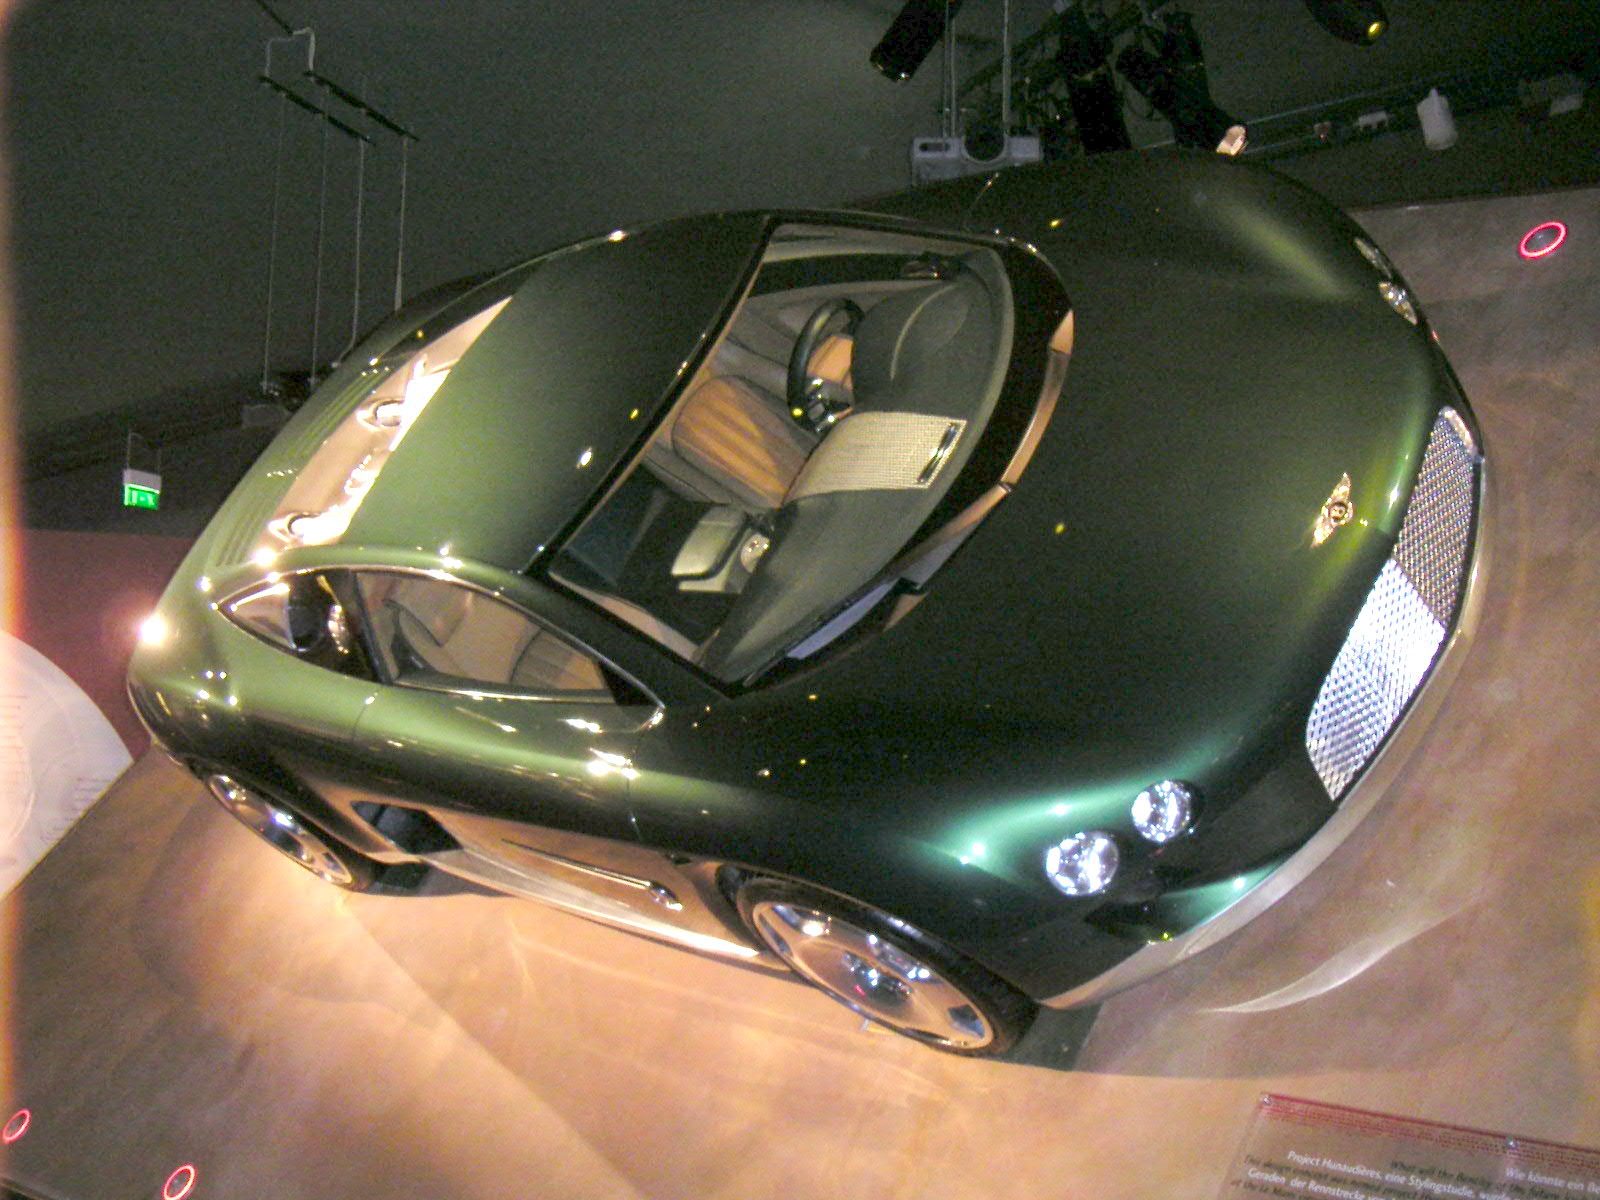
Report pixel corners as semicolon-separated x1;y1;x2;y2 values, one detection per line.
1313;474;1354;546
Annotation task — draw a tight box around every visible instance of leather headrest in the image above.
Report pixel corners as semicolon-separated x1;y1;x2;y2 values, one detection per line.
850;277;976;398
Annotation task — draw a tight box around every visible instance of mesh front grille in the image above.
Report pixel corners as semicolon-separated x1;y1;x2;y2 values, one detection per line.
1307;409;1478;799
1394;412;1477;622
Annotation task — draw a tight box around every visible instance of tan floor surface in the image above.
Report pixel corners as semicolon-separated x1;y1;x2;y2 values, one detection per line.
1;186;1595;1199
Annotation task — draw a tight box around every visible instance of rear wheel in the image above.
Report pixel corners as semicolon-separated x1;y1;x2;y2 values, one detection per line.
736;877;1035;1055
200;769;379;890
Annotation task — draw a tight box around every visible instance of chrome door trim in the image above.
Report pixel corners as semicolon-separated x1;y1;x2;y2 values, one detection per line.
503;839;684;909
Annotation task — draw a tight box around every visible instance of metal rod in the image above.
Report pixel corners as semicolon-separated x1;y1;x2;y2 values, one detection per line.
346;123;368;354
942;0;958;137
261;26;314;78
960;0;1160;99
260;88;288;390
393;137;409;311
1000;0;1012;135
304;70;417;139
256;76;372;142
251;0;295;36
310;84;331;379
124;429;159;470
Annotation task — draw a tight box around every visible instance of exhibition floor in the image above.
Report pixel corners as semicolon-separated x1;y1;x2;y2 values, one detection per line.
1;185;1596;1198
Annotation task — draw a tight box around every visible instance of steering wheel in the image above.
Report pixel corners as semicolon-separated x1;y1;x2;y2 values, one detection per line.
786;298;863;430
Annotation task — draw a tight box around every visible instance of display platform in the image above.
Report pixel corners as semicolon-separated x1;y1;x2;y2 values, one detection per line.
1;185;1595;1199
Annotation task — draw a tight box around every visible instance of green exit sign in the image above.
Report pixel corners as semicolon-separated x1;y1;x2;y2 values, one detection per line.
122;467;161;510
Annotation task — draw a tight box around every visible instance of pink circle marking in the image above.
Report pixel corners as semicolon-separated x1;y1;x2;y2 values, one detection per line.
2;1108;30;1143
163;1164;197;1200
1519;221;1567;259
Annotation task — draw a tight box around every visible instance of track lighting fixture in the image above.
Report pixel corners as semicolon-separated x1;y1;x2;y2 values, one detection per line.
871;0;966;82
1301;0;1388;45
1116;10;1245;153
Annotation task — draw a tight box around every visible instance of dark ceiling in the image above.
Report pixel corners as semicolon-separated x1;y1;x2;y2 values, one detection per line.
6;0;1597;439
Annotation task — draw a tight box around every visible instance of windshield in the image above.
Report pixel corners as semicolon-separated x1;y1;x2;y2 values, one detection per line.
549;219;1061;688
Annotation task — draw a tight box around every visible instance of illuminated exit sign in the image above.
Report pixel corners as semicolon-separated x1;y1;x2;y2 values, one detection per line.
122;467;161;510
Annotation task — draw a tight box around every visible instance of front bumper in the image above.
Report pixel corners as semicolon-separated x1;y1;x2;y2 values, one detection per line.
1042;405;1488;1009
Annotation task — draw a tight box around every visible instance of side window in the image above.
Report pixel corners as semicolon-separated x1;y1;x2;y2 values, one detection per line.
354;572;612;700
222;570;376;680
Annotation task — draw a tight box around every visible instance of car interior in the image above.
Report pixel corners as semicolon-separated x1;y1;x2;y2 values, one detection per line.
225;568;614;700
356;571;610;697
551;223;1017;685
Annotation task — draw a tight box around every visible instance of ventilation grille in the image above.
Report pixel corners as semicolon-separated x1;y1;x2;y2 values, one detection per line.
1307;409;1478;799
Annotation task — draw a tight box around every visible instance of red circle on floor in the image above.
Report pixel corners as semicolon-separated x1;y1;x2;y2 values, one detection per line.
2;1109;30;1143
1519;221;1567;259
163;1164;197;1200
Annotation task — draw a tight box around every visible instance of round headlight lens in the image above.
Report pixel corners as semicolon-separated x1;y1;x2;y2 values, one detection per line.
362;397;407;429
1044;832;1120;897
1131;780;1197;843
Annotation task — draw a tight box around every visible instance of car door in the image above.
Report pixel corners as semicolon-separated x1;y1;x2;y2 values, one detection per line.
341;569;693;912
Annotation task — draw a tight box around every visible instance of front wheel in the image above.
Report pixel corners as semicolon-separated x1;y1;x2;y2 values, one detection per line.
736;877;1035;1055
199;769;380;891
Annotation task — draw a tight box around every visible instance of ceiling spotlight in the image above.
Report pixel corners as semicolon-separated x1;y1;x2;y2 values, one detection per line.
1302;0;1388;45
871;0;965;82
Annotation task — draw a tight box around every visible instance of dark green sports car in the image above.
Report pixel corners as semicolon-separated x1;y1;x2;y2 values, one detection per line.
128;151;1485;1055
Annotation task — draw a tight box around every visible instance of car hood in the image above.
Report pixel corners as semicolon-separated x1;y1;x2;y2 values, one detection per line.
644;153;1455;850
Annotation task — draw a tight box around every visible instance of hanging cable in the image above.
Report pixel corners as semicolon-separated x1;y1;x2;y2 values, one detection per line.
941;0;958;136
310;82;332;381
250;0;295;36
260;87;289;392
303;71;415;137
345;117;368;357
257;75;365;137
1001;0;1013;136
393;136;410;311
301;69;418;314
255;20;413;378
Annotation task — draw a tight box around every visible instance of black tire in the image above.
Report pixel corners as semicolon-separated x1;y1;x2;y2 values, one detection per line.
194;766;382;892
736;877;1035;1056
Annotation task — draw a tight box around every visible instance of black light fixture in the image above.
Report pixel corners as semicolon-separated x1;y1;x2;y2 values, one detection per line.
1054;2;1131;153
1301;0;1388;45
870;0;965;82
1116;9;1245;152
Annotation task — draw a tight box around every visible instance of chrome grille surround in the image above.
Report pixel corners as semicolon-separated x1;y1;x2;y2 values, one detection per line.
1307;408;1479;799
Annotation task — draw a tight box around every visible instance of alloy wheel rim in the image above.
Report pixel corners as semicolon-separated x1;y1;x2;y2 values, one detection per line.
203;774;355;887
748;900;993;1049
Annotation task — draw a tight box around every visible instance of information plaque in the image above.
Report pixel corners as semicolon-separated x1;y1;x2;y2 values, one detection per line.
1222;1095;1600;1200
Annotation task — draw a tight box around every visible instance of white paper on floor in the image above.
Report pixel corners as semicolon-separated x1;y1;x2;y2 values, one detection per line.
0;629;131;896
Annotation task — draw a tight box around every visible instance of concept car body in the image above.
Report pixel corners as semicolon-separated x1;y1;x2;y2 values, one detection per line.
129;151;1485;1054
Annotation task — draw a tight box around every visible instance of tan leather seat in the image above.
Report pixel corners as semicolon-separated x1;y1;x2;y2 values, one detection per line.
649;376;813;512
380;575;604;693
806;333;853;396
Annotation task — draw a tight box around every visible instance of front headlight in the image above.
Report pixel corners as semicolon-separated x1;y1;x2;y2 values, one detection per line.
1378;279;1419;325
1354;235;1394;276
1044;832;1120;896
1131;780;1197;843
